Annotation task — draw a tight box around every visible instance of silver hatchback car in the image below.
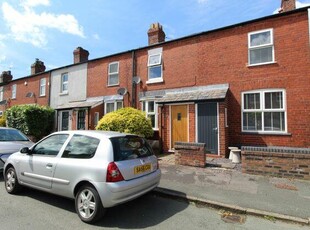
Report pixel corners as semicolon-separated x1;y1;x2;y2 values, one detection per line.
3;130;161;223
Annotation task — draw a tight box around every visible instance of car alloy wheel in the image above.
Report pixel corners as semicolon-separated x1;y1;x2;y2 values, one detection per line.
5;167;21;194
75;185;105;223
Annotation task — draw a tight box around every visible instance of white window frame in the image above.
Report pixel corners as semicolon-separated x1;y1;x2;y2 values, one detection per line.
94;112;100;127
141;100;158;130
147;48;163;84
242;89;287;133
108;62;119;86
61;73;68;94
104;101;123;114
39;78;46;96
248;29;275;66
0;87;3;101
12;84;17;99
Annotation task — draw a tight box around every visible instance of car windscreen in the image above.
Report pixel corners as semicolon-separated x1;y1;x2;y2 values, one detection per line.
110;136;154;161
0;129;29;141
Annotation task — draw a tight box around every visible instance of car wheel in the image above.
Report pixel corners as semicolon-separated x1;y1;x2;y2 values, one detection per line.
5;167;22;194
75;185;106;224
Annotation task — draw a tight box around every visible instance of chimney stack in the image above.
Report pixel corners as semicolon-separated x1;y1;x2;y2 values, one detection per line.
31;58;46;75
147;23;166;45
73;47;89;64
0;71;13;83
279;0;296;13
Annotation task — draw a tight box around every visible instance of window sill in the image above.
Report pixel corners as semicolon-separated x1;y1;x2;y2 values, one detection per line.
59;92;68;96
242;131;291;136
247;61;277;67
107;84;119;87
146;78;164;84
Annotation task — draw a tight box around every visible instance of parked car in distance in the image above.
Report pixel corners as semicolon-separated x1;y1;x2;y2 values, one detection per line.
3;130;161;224
0;127;34;172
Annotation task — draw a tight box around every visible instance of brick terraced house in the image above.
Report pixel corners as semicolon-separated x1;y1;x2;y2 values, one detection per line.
0;0;309;159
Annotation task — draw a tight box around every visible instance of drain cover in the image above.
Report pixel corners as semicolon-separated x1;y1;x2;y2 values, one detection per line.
220;212;246;224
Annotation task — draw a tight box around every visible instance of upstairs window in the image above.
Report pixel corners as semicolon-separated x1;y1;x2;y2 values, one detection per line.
12;84;17;99
242;90;286;133
147;48;163;83
40;78;46;96
61;73;68;94
0;87;3;101
108;62;119;86
248;29;274;66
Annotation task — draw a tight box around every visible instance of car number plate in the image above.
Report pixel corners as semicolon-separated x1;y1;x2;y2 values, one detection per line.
134;164;151;174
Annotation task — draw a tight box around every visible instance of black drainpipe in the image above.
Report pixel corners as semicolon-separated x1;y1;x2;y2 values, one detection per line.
131;50;136;108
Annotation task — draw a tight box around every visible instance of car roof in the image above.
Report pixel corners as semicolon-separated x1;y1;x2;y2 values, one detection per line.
53;130;137;139
0;127;18;131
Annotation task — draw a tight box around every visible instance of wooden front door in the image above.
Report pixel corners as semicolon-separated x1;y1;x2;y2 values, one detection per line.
171;105;188;149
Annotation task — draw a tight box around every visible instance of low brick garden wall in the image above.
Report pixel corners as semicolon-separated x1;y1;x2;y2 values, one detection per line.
174;142;206;168
242;146;310;180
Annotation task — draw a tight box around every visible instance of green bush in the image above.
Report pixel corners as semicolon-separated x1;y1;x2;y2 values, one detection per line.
0;116;6;127
96;107;154;138
6;105;55;141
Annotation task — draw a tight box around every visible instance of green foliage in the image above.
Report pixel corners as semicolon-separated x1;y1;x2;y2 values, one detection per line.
0;115;6;127
96;107;154;138
6;105;55;141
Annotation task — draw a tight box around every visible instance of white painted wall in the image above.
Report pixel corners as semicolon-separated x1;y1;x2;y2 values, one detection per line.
50;63;87;109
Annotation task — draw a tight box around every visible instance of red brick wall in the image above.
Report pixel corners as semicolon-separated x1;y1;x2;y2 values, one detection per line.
175;142;206;168
242;147;310;180
5;73;50;108
89;104;104;130
134;11;310;149
87;53;133;108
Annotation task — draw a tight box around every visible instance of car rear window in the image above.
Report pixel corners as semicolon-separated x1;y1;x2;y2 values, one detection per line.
110;136;154;161
0;129;29;141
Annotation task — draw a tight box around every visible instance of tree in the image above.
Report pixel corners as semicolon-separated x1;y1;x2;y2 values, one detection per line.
96;107;154;138
6;105;55;141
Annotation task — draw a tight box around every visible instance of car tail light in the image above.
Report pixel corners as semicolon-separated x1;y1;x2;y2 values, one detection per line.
106;162;124;182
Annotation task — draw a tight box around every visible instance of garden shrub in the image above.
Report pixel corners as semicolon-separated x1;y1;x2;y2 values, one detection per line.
0;115;6;127
96;107;154;138
6;105;55;141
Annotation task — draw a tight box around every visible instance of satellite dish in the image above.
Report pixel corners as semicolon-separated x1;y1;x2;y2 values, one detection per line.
117;87;128;95
133;76;141;84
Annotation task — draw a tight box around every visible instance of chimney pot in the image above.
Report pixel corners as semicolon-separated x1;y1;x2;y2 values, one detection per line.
147;22;166;45
73;47;89;64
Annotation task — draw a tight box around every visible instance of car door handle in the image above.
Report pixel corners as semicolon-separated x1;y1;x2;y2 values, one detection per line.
46;163;53;169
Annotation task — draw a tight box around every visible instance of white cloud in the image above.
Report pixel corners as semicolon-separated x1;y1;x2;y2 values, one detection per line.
92;33;100;40
21;0;50;8
1;1;85;47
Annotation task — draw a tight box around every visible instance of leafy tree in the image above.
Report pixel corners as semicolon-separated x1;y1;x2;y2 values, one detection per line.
96;107;154;138
6;105;55;141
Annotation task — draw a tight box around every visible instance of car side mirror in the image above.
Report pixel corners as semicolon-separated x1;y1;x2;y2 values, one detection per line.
20;147;31;154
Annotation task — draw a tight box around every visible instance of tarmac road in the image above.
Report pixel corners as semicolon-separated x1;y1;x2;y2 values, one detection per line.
0;175;308;230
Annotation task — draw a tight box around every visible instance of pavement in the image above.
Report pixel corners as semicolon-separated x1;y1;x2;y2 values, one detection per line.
154;153;310;225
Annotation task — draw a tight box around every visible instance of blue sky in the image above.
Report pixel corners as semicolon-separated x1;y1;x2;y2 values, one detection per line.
1;0;310;79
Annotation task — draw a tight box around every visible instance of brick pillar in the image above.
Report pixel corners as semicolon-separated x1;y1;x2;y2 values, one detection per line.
175;142;206;168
